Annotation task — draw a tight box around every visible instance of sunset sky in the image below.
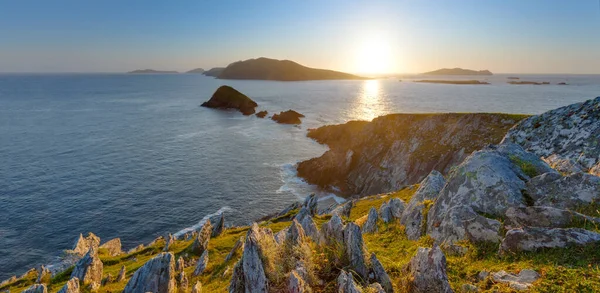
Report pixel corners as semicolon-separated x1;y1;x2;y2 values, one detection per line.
1;0;599;74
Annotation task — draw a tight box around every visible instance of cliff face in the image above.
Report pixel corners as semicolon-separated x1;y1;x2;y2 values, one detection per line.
297;113;526;196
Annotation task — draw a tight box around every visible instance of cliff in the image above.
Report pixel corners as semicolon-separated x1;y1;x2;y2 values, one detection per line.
422;68;493;75
297;113;527;196
216;57;365;81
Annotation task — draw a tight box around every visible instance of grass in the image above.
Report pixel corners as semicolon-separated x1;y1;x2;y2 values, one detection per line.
509;155;540;178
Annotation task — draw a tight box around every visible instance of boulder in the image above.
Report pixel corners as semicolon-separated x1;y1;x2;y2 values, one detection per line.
22;284;47;293
191;281;202;293
212;213;225;237
193;250;209;276
500;227;600;253
525;172;600;210
504;206;600;229
320;214;345;245
401;171;445;240
271;110;305;124
70;233;101;256
201;86;258;115
70;247;103;287
379;201;394;223
406;246;453;293
337;270;362;293
492;269;540;291
343;222;369;280
191;220;212;255
370;253;393;293
225;237;244;262
99;238;123;256
426;143;555;244
116;265;126;282
123;252;176;293
362;207;379;234
503;96;600;174
255;111;268;118
57;278;80;293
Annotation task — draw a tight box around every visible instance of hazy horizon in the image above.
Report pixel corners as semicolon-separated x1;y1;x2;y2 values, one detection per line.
1;0;599;74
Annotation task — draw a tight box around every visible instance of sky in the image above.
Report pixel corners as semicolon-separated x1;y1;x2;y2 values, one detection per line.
0;0;599;74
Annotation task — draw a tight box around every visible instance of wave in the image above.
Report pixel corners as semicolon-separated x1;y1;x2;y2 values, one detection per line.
173;206;233;239
276;162;346;204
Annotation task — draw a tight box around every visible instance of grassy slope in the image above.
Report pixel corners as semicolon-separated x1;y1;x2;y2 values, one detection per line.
3;186;599;293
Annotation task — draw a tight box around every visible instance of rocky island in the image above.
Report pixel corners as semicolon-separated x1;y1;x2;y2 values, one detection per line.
271;110;305;124
216;57;366;81
414;80;490;85
186;68;205;74
2;97;600;293
127;69;179;74
200;86;258;115
508;81;551;85
422;68;493;75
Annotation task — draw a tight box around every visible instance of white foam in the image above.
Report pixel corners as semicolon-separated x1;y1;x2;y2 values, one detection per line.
173;206;233;239
276;162;345;204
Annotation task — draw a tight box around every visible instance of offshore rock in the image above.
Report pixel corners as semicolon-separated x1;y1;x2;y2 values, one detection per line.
344;222;369;280
504;96;600;174
22;284;47;293
193;250;209;276
426;143;555;244
71;247;103;287
271;110;305;125
191;220;212;255
370;253;393;293
362;207;379;234
406;246;453;293
123;252;176;293
201;86;258;115
337;270;362;293
99;238;123;256
500;227;600;253
57;278;80;293
401;170;445;240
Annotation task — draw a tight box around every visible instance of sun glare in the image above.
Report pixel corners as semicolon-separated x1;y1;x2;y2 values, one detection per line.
354;37;394;75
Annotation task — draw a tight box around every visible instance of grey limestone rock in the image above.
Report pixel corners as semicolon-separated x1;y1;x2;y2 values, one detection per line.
401;170;445;240
500;227;600;253
122;252;176;293
70;247;103;287
406;246;453;293
362;207;379;234
57;278;80;293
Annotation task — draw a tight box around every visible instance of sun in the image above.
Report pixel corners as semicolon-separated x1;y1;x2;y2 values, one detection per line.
353;37;394;75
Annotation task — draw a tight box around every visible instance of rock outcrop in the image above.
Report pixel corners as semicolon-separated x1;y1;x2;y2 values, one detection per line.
343;222;369;280
201;86;258;115
491;269;540;291
99;238;123;256
297;113;525;196
22;284;47;293
406;246;453;293
337;270;362;293
57;278;80;293
69;233;101;256
320;214;345;246
401;171;445;240
287;219;307;245
123;252;176;293
499;227;600;253
71;247;103;287
379;198;405;223
370;253;393;293
225;237;244;262
191;220;212;255
503;96;600;174
191;281;202;293
255;111;268;118
504;206;600;229
212;213;225;237
288;270;309;293
193;250;209;276
229;223;273;293
116;265;126;282
294;207;319;242
271;110;305;125
525;172;600;210
362;207;379;233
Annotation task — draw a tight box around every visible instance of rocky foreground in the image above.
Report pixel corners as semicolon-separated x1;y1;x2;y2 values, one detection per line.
2;97;600;293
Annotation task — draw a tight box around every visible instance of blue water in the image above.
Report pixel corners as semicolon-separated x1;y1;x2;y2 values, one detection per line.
1;73;599;279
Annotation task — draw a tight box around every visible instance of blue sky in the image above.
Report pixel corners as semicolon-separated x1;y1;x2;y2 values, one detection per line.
1;0;599;73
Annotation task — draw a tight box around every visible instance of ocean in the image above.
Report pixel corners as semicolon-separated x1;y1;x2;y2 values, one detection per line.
1;73;599;279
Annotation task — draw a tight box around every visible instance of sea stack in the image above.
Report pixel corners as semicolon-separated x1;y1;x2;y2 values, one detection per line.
201;86;258;115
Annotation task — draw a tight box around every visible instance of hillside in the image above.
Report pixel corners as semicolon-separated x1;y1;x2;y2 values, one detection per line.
422;68;493;75
203;67;225;77
217;57;365;81
186;68;205;74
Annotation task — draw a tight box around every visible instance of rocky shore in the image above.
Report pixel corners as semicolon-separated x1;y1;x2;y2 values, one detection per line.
2;97;599;293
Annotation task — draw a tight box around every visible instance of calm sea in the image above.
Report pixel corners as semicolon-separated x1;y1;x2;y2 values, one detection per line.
1;73;599;279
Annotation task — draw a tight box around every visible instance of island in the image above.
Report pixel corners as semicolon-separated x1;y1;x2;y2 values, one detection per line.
414;80;490;85
508;81;550;85
186;68;205;74
200;85;258;115
271;110;305;124
127;69;178;74
422;68;493;76
216;57;366;81
203;67;225;77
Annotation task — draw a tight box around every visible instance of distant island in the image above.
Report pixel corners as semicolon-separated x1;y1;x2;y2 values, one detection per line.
186;68;205;74
422;68;493;76
414;80;490;85
216;57;366;81
203;67;225;77
508;81;550;85
127;69;178;74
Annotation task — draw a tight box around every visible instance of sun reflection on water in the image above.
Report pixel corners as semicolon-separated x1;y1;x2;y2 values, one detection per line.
352;79;388;121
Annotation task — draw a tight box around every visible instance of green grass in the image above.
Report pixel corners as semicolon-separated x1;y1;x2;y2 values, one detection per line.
509;155;540;178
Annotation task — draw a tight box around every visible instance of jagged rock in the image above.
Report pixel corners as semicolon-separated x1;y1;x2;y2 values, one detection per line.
505;206;600;229
543;154;584;174
163;234;175;252
58;278;80;293
127;244;145;254
492;269;539;290
116;265;126;282
101;273;113;286
337;270;362;293
201;85;258;115
212;213;225;237
406;246;453;293
294;207;320;241
368;283;386;293
99;238;123;257
177;271;189;290
274;228;289;245
223;237;244;263
461;284;479;292
228;260;245;293
228;223;272;293
379;197;405;224
87;282;100;291
287;219;307;245
320;214;345;245
503;96;600;174
379;201;394;223
332;200;354;218
175;256;185;273
525;172;600;210
401;170;445;240
36;265;51;283
271;110;305;124
427;143;555;244
362;207;379;234
500;227;600;253
191;281;202;293
123;252;176;293
344;222;369;280
370;253;393;293
148;236;165;247
71;247;103;287
193;250;209;276
191;220;212;255
288;270;310;293
70;233;101;256
303;194;318;216
22;284;47;293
